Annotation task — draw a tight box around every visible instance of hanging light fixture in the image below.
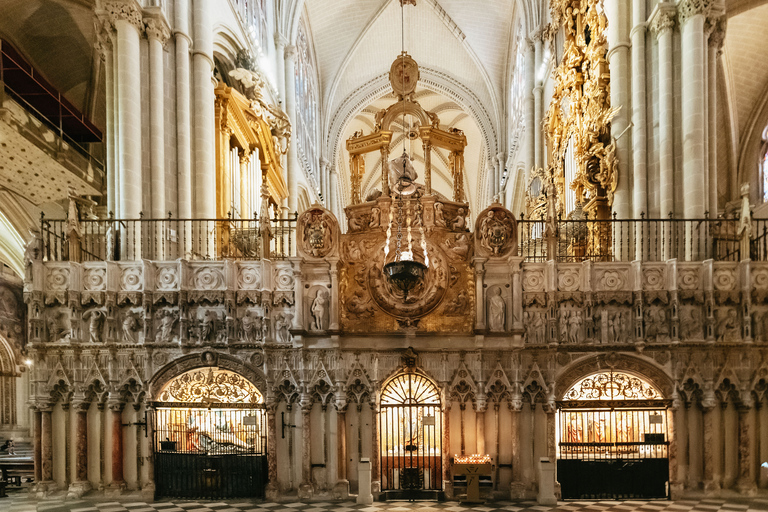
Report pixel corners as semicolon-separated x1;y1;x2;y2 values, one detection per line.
383;0;428;300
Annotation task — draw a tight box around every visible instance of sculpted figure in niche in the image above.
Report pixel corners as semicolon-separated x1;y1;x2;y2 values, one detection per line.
434;203;446;227
452;208;466;231
568;310;583;343
442;233;470;258
241;310;260;342
83;309;105;343
488;288;506;331
348;215;363;232
47;312;68;342
122;312;141;343
716;309;740;342
200;310;217;343
310;290;327;330
157;311;177;343
275;313;293;343
560;310;569;341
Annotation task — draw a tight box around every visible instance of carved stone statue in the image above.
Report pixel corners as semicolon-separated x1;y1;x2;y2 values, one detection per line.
560;310;569;341
716;309;740;342
200;310;217;343
369;207;381;228
122;312;141;343
525;311;546;344
488;288;506;331
434;202;446;227
241;311;260;342
157;310;177;343
83;309;105;343
452;208;466;231
568;310;583;343
275;313;293;343
310;290;327;330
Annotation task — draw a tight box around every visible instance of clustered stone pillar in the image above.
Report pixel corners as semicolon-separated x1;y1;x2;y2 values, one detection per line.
284;44;299;214
175;0;193;219
532;32;544;172
523;37;536;183
631;0;647;221
145;14;170;220
193;0;215;219
651;7;675;219
707;22;724;215
605;0;631;218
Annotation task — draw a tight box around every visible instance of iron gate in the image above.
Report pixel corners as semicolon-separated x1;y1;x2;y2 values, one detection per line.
153;406;268;499
380;373;442;498
557;408;669;499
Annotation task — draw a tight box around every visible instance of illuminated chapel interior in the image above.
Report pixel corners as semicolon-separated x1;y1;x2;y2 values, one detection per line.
0;0;768;503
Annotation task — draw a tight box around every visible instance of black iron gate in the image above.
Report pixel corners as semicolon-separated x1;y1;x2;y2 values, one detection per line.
153;405;268;499
380;373;442;499
557;408;669;499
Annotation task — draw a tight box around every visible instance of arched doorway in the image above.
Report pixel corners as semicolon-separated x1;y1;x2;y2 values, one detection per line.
379;371;442;499
557;370;670;499
151;367;267;499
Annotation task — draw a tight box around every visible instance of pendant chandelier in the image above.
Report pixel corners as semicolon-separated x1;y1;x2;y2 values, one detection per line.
383;0;428;300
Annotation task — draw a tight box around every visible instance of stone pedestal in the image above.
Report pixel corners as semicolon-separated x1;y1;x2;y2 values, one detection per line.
537;457;557;506
357;458;373;505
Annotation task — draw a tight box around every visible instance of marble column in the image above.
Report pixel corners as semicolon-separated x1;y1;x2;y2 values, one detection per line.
68;401;91;496
41;406;53;482
175;0;193;219
701;400;719;492
442;402;452;497
605;0;631;218
145;15;170;220
737;400;757;494
112;6;143;218
631;0;647;220
707;23;724;216
265;401;279;500
96;28;117;217
509;401;524;498
192;0;215;218
370;401;381;493
274;34;287;104
460;403;466;454
679;0;708;218
668;403;683;498
298;401;313;498
334;401;349;496
652;9;676;219
523;38;535;183
110;403;125;489
33;408;42;482
284;45;299;213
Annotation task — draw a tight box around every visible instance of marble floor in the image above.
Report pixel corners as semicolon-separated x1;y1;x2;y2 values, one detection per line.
2;493;768;512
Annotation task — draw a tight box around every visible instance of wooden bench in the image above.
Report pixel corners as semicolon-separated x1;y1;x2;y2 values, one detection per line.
0;459;35;487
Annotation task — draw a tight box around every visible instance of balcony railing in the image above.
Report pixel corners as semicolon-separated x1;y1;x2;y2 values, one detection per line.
40;214;297;262
518;215;745;262
40;213;763;264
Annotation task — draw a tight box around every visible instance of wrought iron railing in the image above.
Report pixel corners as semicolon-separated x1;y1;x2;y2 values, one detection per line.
518;215;743;263
40;213;297;262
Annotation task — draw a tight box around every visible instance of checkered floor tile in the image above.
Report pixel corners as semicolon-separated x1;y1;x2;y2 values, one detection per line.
3;491;768;512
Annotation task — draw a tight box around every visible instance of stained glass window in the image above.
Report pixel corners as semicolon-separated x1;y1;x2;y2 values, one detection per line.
295;24;320;199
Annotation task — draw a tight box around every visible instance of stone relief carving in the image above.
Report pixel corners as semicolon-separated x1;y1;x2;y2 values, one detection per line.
156;265;179;291
644;305;670;343
475;205;517;257
83;309;105;343
121;311;142;343
524;310;546;344
237;265;262;289
451;208;467;231
120;266;142;291
346;289;375;319
241;310;262;343
680;305;704;340
193;266;225;290
442;233;471;259
487;287;506;332
298;206;338;258
274;313;293;344
434;202;446;227
155;309;178;343
716;308;740;342
47;310;70;342
558;268;580;291
83;267;106;291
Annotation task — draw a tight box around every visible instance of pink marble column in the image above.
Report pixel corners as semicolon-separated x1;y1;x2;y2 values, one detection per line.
442;404;452;496
701;403;719;492
33;409;42;482
737;403;757;494
337;406;348;482
265;403;278;499
75;404;89;482
110;403;125;486
370;401;381;493
509;403;524;498
41;407;53;482
668;406;683;498
302;406;312;488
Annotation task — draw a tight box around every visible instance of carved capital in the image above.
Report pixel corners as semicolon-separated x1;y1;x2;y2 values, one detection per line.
650;12;676;37
707;18;726;52
284;44;297;59
677;0;714;25
102;0;143;31
144;16;171;45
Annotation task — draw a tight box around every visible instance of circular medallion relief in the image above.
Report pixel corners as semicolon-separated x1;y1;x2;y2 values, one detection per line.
389;53;419;97
367;240;448;318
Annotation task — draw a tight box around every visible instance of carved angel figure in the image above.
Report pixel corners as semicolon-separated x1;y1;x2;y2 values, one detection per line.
83;309;105;343
122;312;141;343
434;202;446;227
452;208;466;231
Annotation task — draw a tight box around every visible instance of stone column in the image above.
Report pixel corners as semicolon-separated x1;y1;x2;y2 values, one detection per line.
631;0;647;220
329;166;339;217
334;400;349;497
240;149;251;216
33;408;42;482
523;38;535;183
679;0;708;218
68;401;91;496
298;400;313;498
707;22;724;216
41;406;53;483
652;9;675;219
668;401;683;498
284;44;299;213
265;401;279;500
701;397;719;492
175;0;192;219
274;34;287;103
737;398;757;494
533;34;544;171
509;400;524;498
145;15;170;220
329;259;340;330
442;402;452;498
605;0;631;217
475;395;486;455
192;0;215;218
370;400;381;493
95;26;116;216
109;402;125;490
111;3;143;219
